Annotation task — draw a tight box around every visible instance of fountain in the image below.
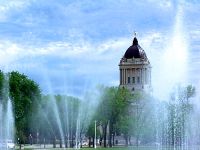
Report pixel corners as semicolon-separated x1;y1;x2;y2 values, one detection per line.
149;2;197;150
0;74;15;150
0;1;196;150
35;72;100;149
34;3;195;149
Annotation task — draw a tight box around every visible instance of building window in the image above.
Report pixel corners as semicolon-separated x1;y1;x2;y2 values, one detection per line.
128;77;130;84
132;77;135;84
137;77;140;84
145;68;148;84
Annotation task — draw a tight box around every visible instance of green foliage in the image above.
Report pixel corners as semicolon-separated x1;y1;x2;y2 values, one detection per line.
166;85;195;146
186;85;195;100
37;94;81;143
0;70;4;98
0;69;196;147
8;71;41;142
89;86;133;147
0;71;5;103
86;120;100;137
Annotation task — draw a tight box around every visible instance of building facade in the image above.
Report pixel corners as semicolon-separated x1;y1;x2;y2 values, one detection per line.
119;36;151;93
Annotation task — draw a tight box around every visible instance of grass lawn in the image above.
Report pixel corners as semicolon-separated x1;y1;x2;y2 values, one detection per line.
22;148;153;150
16;144;200;150
20;146;199;150
21;147;156;150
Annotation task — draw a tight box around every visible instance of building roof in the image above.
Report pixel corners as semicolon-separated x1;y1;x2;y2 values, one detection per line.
124;37;147;60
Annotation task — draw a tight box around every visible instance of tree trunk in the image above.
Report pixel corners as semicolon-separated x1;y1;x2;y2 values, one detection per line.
89;137;91;147
109;122;113;147
125;135;128;146
112;134;115;146
65;138;68;148
53;137;56;148
43;138;46;148
136;135;139;147
99;137;102;146
129;136;132;146
182;113;185;148
71;135;74;148
93;136;95;148
103;125;107;147
109;133;112;147
59;138;62;148
80;133;82;148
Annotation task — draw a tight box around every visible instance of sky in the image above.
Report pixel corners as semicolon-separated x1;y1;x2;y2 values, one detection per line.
0;0;200;98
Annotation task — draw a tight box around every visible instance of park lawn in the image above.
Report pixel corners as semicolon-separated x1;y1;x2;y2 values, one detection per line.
22;146;200;150
23;148;131;150
22;146;165;150
20;145;200;150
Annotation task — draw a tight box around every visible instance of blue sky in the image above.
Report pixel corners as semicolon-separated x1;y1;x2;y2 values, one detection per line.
0;0;200;98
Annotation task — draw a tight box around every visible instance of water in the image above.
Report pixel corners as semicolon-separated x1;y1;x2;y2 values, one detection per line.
0;75;14;150
36;73;100;149
0;1;196;150
49;95;65;147
134;1;199;150
35;3;195;148
153;2;188;101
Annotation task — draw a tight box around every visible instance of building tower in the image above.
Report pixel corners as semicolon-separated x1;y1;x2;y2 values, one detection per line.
119;35;151;93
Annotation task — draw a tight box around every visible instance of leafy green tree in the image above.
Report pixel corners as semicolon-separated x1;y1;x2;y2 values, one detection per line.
38;95;81;147
9;71;41;143
86;120;100;148
94;86;132;147
0;70;4;100
167;85;195;147
119;92;150;146
0;71;6;104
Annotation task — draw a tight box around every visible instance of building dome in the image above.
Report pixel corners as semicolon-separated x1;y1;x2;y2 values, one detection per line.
124;37;144;59
119;35;151;93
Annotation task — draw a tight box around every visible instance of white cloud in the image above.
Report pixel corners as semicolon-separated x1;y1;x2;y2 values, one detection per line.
147;0;173;8
0;40;23;65
0;36;129;66
0;0;31;22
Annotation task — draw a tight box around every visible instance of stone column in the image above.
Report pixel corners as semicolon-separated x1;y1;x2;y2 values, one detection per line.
126;69;128;84
145;68;147;84
142;68;144;85
121;69;123;85
124;69;126;84
122;69;124;85
150;68;152;85
120;69;122;85
140;68;142;85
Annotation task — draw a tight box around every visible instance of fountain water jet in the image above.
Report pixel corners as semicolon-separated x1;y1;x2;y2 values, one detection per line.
148;2;194;150
154;2;189;101
0;74;15;150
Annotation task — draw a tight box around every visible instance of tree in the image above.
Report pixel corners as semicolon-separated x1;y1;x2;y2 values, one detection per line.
94;86;132;147
167;85;195;147
37;95;81;147
9;71;41;143
0;70;4;100
86;120;100;148
117;91;155;146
